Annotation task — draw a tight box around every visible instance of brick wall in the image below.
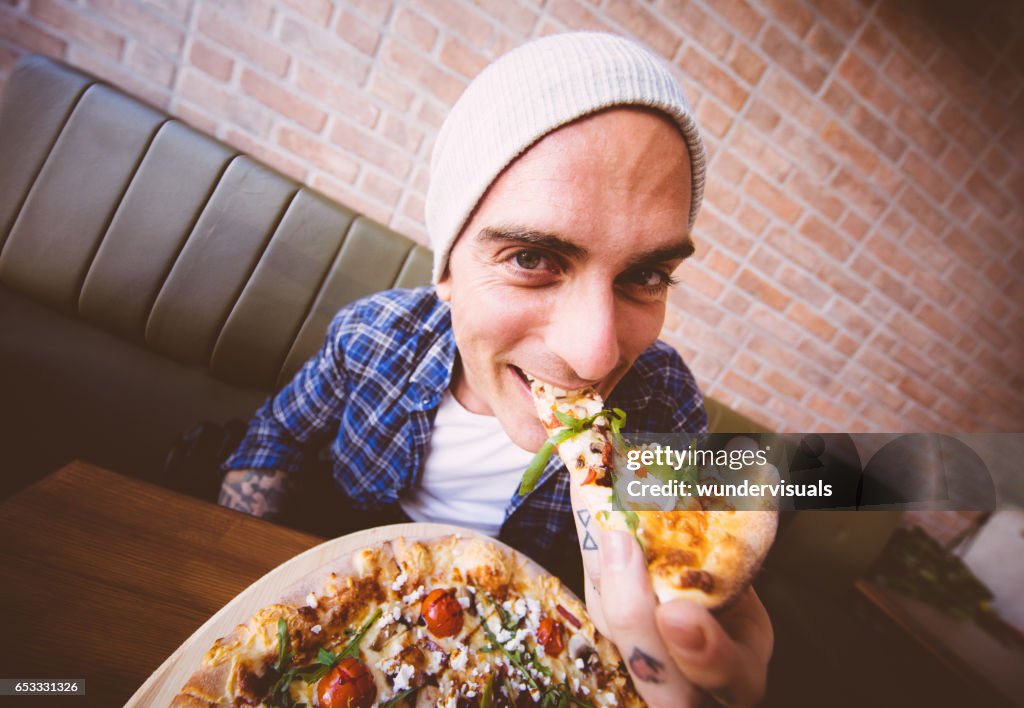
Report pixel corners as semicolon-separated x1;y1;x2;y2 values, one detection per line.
1;0;1021;433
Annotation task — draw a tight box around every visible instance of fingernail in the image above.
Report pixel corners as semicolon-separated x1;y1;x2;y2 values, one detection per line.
600;531;633;570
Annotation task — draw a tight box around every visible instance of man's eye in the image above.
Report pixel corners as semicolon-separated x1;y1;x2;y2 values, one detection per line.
513;250;544;270
634;269;664;286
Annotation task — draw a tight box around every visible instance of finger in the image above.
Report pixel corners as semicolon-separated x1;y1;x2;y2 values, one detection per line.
599;530;701;707
568;476;603;589
583;572;609;638
655;588;773;707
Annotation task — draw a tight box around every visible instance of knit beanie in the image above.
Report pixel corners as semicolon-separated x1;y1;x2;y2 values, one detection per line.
425;31;706;283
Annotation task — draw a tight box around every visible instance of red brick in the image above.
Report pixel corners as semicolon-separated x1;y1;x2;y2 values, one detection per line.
336;9;381;56
839;211;869;240
0;11;66;57
821;79;854;117
816;261;867;304
834;334;859;357
605;0;681;59
331;119;414;178
874;2;939;65
964;170;1012;220
28;0;124;57
892;105;946;159
980;143;1011;181
898;185;946;236
765;368;808;401
721;290;753;316
280;0;332;27
179;68;274;137
189;39;233;82
723;371;771;405
831;168;887;220
773;122;835;179
760;69;827;131
799;215;854;262
776;264;830;307
745;172;803;224
342;0;392;25
67;45;170;109
806;392;851;426
821;119;879;177
293;61;379;128
706;0;764;39
909;269;954;306
416;98;448;131
856;347;900;384
278;127;362;182
393;7;437;52
901;151;950;204
471;0;538;36
749;244;783;276
760;0;812;37
696;209;754;256
745;98;781;134
211;0;274;30
379;112;423;154
415;0;493;47
929;50;986;107
358;168;403;208
863;377;906;413
661;1;732;59
915;302;961;340
226;128;307;183
891;342;932;380
680;46;749;111
936;104;987;155
367;70;415;112
898;374;938;408
836;51;899;116
697;97;734;139
787;171;844;223
732;123;791;181
853;21;891;64
808;0;866;33
727;40;766;85
789;301;837;341
703;179;741;214
311;172;391;225
847;103;907;162
241;68;326;132
864;233;915;277
712;150;747;186
84;0;184;53
440;35;488;79
736;268;791;310
736;204;769;235
380;39;465;105
279;16;368;85
124;41;175;87
198;6;289;76
140;0;192;24
805;22;844;65
884;50;943;113
673;265;724;301
705;249;739;278
764;224;822;273
760;23;827;92
173;102;218;136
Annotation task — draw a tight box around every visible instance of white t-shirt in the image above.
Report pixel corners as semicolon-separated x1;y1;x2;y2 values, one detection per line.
399;390;534;537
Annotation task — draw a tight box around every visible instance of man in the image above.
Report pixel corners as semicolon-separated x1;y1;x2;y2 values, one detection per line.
219;33;771;706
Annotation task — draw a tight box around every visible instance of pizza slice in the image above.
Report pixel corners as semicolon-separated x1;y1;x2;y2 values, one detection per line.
519;377;777;609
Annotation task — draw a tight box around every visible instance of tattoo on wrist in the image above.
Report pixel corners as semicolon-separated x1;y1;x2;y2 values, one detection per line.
218;470;290;519
628;647;666;684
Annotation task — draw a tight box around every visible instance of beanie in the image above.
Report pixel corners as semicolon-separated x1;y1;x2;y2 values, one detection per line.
425;31;706;283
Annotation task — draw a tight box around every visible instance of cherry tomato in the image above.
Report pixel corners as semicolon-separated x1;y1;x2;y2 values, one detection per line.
420;588;464;638
536;617;564;657
316;657;376;708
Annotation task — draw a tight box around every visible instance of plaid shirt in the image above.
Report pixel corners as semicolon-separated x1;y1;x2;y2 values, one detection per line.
226;287;706;566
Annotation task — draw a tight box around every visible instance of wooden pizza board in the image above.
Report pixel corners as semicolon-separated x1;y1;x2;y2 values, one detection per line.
126;522;538;706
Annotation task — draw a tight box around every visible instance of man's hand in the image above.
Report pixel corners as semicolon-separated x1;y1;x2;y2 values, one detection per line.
570;487;772;706
218;469;291;520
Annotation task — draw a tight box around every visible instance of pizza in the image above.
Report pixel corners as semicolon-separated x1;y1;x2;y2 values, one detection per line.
519;377;777;610
172;535;643;707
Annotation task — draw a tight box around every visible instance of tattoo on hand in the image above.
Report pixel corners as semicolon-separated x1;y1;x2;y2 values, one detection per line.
218;470;290;519
628;647;666;684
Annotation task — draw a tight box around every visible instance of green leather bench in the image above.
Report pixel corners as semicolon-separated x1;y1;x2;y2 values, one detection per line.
0;55;764;501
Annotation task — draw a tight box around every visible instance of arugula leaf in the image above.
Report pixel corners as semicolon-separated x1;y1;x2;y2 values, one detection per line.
381;686;419;707
480;674;494;708
274;618;292;671
518;408;628;496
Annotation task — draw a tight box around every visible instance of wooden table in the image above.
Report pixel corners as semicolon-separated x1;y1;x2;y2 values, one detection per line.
0;461;324;706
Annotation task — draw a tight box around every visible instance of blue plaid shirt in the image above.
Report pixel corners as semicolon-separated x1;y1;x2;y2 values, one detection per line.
226;287;706;566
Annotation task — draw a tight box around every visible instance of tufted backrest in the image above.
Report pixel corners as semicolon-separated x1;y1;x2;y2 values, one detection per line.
0;55;432;393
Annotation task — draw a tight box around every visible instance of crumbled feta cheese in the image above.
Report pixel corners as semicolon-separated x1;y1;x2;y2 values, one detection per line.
599;691;617;705
503;628;529;653
311;624;322;634
513;598;527;618
305;592;318;608
458;595;470;608
426;650;445;675
402;584;425;604
450;642;469;671
536;643;545;657
392;663;415;692
575;658;585;671
391;571;408;591
572;677;580;692
467;585;476;594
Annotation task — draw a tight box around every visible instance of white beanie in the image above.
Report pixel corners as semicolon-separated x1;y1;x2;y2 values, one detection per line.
425;31;706;283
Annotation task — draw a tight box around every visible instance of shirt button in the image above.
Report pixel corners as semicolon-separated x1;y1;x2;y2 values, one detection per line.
421;395;431;405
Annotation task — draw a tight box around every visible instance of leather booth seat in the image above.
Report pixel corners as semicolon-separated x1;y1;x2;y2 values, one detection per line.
0;55;765;501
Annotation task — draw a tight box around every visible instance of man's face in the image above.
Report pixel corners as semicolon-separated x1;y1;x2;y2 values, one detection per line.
436;108;694;452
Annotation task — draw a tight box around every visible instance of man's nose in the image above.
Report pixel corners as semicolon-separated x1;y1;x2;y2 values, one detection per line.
545;287;621;384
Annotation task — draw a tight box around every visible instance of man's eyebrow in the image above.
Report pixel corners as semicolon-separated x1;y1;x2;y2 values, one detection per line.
626;240;696;267
477;226;588;259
